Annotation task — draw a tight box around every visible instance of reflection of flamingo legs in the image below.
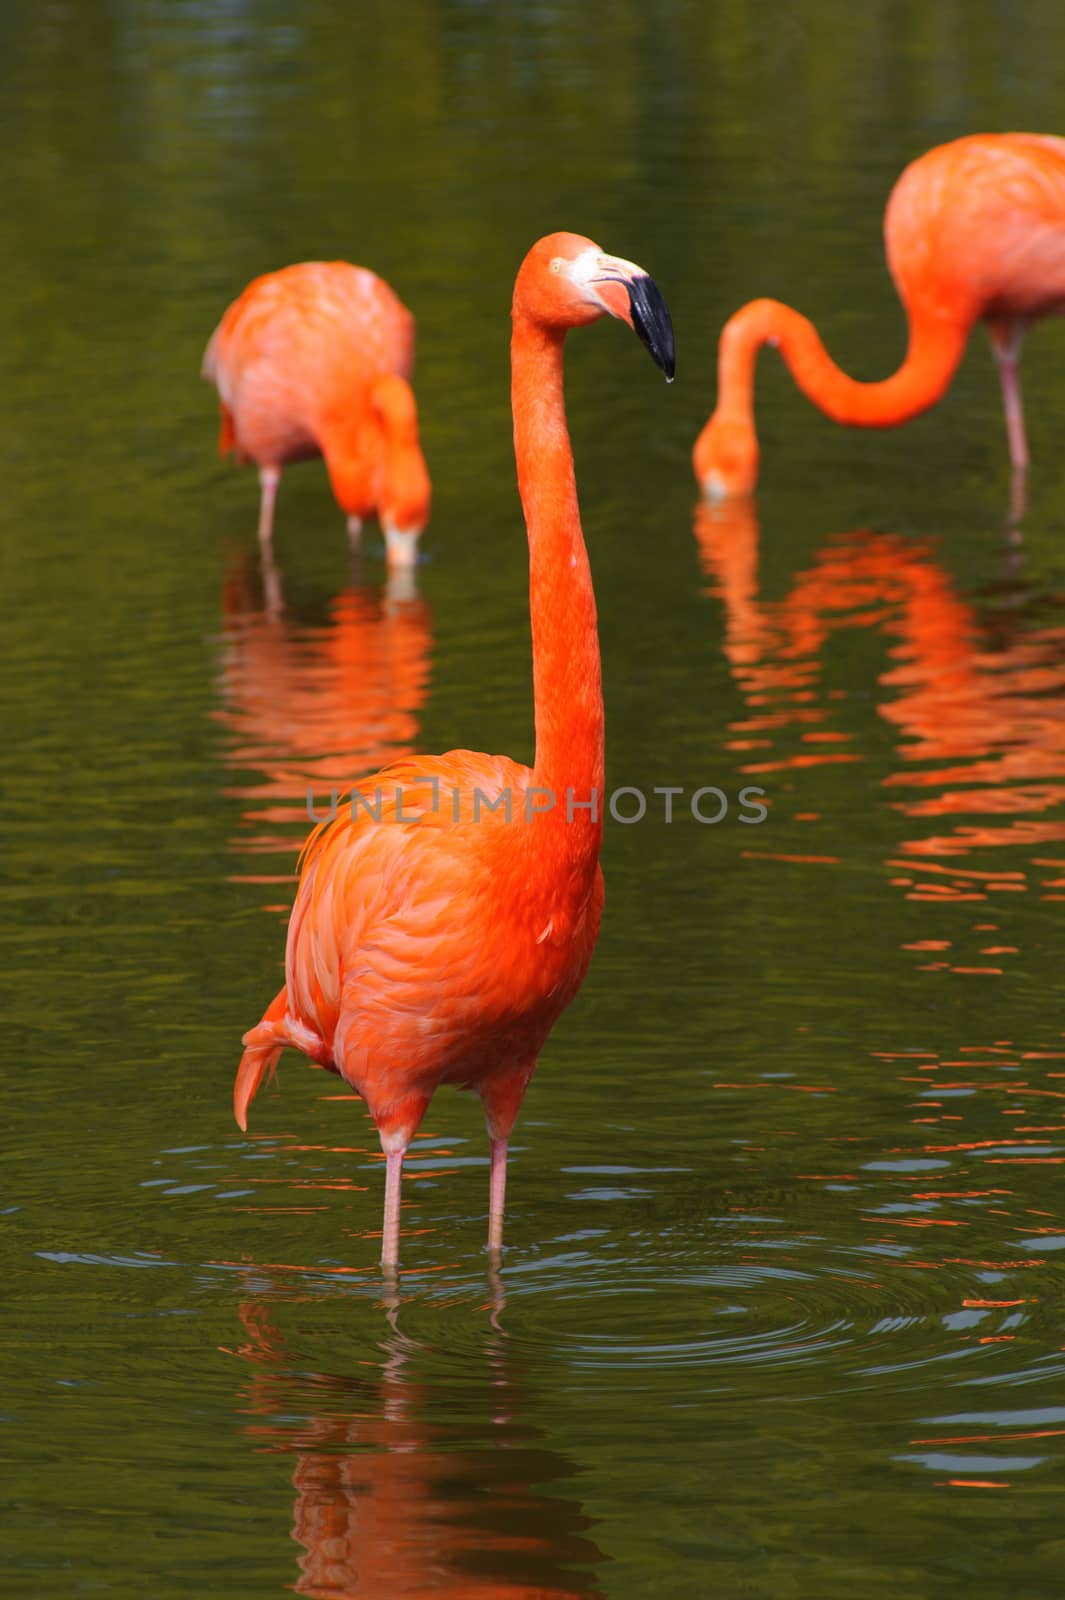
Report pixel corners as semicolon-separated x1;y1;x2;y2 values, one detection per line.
259;539;284;618
1007;468;1029;536
231;1274;607;1599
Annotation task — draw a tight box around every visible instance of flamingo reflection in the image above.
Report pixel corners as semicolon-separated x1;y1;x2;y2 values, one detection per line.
215;548;433;886
230;1289;607;1598
696;501;1065;915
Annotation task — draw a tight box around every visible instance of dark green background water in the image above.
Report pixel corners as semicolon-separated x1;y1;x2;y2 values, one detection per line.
3;2;1065;1595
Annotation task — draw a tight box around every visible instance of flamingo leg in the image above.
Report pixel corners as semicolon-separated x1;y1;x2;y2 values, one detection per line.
257;466;281;545
347;514;363;551
488;1136;508;1253
381;1147;406;1268
989;322;1029;474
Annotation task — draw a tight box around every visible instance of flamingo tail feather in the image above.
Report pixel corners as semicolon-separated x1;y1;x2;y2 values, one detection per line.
218;401;238;457
234;986;289;1131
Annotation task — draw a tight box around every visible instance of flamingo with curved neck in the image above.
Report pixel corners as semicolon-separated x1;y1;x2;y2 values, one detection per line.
694;133;1065;498
232;233;674;1267
203;260;431;565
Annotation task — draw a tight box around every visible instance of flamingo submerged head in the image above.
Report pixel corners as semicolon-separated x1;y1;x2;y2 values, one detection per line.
693;409;761;500
513;231;675;376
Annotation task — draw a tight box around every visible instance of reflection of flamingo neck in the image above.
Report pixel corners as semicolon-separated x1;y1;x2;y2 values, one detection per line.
700;517;986;732
512;315;604;826
693;499;771;670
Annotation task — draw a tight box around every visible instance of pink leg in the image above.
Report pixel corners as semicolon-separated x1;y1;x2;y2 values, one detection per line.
381;1147;406;1268
488;1136;508;1253
257;466;281;545
990;323;1029;473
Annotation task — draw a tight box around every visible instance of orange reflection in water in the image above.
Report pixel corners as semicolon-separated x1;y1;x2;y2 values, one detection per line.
229;1290;606;1598
214;549;433;887
695;500;1065;928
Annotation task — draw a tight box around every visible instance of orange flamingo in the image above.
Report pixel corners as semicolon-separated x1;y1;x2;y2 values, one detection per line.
693;133;1065;497
203;261;431;564
233;234;674;1266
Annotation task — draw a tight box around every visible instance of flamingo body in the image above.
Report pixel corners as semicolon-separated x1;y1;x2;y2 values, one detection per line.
694;133;1065;496
236;751;605;1151
203;261;431;562
234;234;674;1264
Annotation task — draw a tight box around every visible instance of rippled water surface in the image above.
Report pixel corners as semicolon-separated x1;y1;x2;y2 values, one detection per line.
4;2;1065;1595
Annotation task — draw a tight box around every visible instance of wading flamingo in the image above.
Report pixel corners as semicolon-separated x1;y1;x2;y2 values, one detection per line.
233;234;674;1266
203;261;431;565
693;134;1065;498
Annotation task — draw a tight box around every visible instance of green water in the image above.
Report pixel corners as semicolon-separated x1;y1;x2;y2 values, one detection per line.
3;2;1065;1595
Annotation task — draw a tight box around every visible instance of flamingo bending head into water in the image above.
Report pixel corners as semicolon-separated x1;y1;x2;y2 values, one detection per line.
693;133;1065;498
203;261;431;565
233;233;674;1267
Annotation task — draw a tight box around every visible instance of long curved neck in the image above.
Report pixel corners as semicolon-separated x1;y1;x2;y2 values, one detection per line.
718;298;971;428
511;313;604;834
319;409;377;516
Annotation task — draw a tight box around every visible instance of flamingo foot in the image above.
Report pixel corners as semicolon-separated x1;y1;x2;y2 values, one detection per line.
488;1136;508;1253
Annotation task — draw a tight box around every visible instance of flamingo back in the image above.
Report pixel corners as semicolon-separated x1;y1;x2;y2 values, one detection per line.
884;133;1065;326
254;749;603;1147
202;262;415;467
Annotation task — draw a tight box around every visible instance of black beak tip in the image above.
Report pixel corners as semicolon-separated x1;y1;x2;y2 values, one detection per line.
627;274;675;381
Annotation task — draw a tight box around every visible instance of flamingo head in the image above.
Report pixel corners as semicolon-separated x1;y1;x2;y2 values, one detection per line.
370;373;432;567
514;232;675;378
693;409;760;500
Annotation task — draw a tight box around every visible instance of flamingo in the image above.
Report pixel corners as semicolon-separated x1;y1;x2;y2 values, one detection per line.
693;133;1065;498
203;261;432;565
233;233;674;1266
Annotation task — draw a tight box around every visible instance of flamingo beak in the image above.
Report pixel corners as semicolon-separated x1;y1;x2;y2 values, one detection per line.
383;524;421;567
625;274;675;381
590;261;675;381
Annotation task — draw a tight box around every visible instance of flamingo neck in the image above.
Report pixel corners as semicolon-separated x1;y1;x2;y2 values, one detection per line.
727;297;975;429
319;409;377;517
511;314;604;838
369;376;431;532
